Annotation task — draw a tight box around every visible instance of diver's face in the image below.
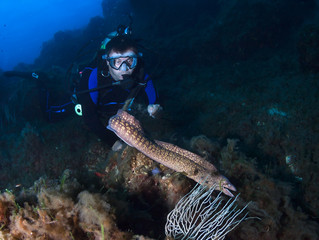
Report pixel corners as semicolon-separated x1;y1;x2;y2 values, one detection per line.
107;49;137;81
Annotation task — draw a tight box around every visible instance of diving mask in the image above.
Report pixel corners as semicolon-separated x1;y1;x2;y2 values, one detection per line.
105;54;138;70
102;51;140;70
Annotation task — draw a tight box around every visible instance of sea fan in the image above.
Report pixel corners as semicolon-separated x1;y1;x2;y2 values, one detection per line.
165;183;249;240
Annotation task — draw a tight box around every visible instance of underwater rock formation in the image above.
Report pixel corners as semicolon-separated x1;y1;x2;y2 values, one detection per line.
101;136;319;239
102;143;250;239
1;136;318;239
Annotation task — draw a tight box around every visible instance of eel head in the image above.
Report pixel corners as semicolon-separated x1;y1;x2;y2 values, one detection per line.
203;174;237;197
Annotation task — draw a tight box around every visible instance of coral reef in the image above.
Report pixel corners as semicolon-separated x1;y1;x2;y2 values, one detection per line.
1;134;318;239
0;157;248;240
0;171;134;240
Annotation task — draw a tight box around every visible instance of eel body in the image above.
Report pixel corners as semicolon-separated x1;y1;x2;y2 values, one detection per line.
107;110;236;197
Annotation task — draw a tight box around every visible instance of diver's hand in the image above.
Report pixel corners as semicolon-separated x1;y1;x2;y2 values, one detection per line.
147;104;162;118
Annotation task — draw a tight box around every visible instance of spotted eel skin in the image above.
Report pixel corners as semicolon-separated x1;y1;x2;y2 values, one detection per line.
107;110;236;197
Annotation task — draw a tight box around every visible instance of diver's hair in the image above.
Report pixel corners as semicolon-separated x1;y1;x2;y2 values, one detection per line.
105;35;139;55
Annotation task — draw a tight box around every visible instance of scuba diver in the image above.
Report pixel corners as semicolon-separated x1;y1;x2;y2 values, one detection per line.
3;24;161;147
74;25;161;146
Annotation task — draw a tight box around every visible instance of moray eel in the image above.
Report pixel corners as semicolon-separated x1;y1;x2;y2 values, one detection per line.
154;140;218;173
107;110;236;197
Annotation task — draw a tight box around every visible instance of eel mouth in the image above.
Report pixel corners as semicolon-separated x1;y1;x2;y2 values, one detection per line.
223;184;237;197
221;176;237;197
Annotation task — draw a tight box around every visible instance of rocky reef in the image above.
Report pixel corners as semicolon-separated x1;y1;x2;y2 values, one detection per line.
1;136;318;239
